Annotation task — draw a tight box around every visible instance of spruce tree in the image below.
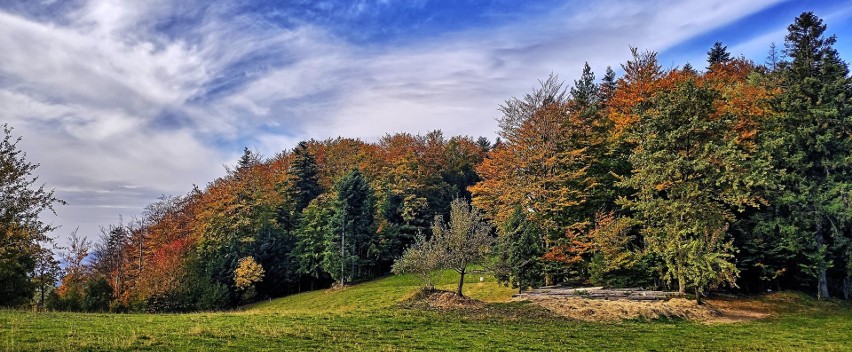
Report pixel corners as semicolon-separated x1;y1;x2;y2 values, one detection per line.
323;169;376;284
286;141;322;213
707;41;732;69
769;12;852;299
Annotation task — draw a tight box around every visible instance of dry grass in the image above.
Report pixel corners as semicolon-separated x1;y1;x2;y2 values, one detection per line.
518;296;719;322
515;292;791;323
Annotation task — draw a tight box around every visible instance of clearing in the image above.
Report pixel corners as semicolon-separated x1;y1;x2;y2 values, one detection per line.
1;270;850;351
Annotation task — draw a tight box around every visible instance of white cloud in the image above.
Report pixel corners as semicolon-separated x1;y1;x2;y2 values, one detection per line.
0;0;788;244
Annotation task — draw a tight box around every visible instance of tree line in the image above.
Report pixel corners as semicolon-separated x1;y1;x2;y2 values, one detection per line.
1;12;850;311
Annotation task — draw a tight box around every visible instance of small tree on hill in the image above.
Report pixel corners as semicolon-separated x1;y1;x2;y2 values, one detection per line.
432;198;494;296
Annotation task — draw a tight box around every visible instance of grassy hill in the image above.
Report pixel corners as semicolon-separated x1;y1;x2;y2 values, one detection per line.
2;271;851;351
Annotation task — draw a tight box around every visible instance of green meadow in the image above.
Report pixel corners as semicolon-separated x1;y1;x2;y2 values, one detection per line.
2;271;850;351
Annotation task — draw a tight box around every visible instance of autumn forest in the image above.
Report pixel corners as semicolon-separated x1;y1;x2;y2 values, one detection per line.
3;12;852;315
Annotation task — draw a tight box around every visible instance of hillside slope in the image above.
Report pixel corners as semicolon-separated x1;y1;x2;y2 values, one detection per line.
1;272;851;351
245;269;515;314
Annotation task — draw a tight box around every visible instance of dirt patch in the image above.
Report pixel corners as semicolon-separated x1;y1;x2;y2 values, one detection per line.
516;294;776;323
516;296;717;322
701;296;774;323
401;289;485;310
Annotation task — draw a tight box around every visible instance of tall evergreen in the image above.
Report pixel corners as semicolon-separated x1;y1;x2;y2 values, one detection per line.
322;169;376;284
570;62;599;109
599;66;617;102
768;12;852;299
286;141;322;214
707;41;732;69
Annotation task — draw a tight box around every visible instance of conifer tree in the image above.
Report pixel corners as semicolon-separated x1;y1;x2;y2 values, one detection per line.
286;141;322;214
323;169;376;284
768;12;852;299
707;41;732;69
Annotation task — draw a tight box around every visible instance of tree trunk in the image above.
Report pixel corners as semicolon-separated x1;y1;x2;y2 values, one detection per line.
843;276;849;300
695;286;702;305
816;230;830;300
457;268;466;297
818;269;830;300
39;283;45;310
678;274;686;294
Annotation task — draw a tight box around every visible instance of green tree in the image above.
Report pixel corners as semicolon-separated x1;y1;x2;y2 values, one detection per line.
493;207;545;293
0;123;65;307
82;276;113;312
293;194;334;290
768;12;852;299
707;41;732;69
31;243;61;310
286;141;322;214
432;198;494;297
619;79;770;302
391;234;443;290
323;169;376;284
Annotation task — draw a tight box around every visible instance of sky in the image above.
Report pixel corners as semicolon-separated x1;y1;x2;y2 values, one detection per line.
2;0;852;245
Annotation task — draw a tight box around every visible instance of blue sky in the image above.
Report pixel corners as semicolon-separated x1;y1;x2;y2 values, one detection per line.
1;0;851;244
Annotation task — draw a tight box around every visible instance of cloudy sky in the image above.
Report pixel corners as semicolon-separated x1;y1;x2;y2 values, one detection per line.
2;0;852;244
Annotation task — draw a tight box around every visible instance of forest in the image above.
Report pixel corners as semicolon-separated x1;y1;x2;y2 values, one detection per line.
2;12;851;313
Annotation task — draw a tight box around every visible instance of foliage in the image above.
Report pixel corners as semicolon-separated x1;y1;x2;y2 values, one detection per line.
706;41;732;69
762;11;852;299
391;234;443;289
430;198;495;296
234;256;265;302
619;78;770;299
493;207;545;292
34;11;852;313
31;243;61;309
322;168;376;285
234;256;265;290
82;276;114;312
0;124;64;307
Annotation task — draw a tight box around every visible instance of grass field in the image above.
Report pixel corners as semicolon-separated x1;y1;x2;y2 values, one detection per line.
2;271;851;351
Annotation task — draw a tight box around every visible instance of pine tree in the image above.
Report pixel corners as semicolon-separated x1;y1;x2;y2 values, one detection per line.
707;41;732;69
323;169;376;284
293;195;334;290
599;66;617;102
570;62;599;109
494;207;545;293
769;12;852;299
286;141;322;213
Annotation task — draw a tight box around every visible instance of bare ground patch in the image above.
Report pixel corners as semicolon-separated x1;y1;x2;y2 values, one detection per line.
401;289;485;310
515;295;775;323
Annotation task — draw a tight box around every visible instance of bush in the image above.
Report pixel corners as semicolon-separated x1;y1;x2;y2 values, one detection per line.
392;235;443;289
589;253;657;289
83;277;113;312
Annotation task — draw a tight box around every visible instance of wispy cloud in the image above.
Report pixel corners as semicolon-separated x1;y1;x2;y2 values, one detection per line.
0;0;793;243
